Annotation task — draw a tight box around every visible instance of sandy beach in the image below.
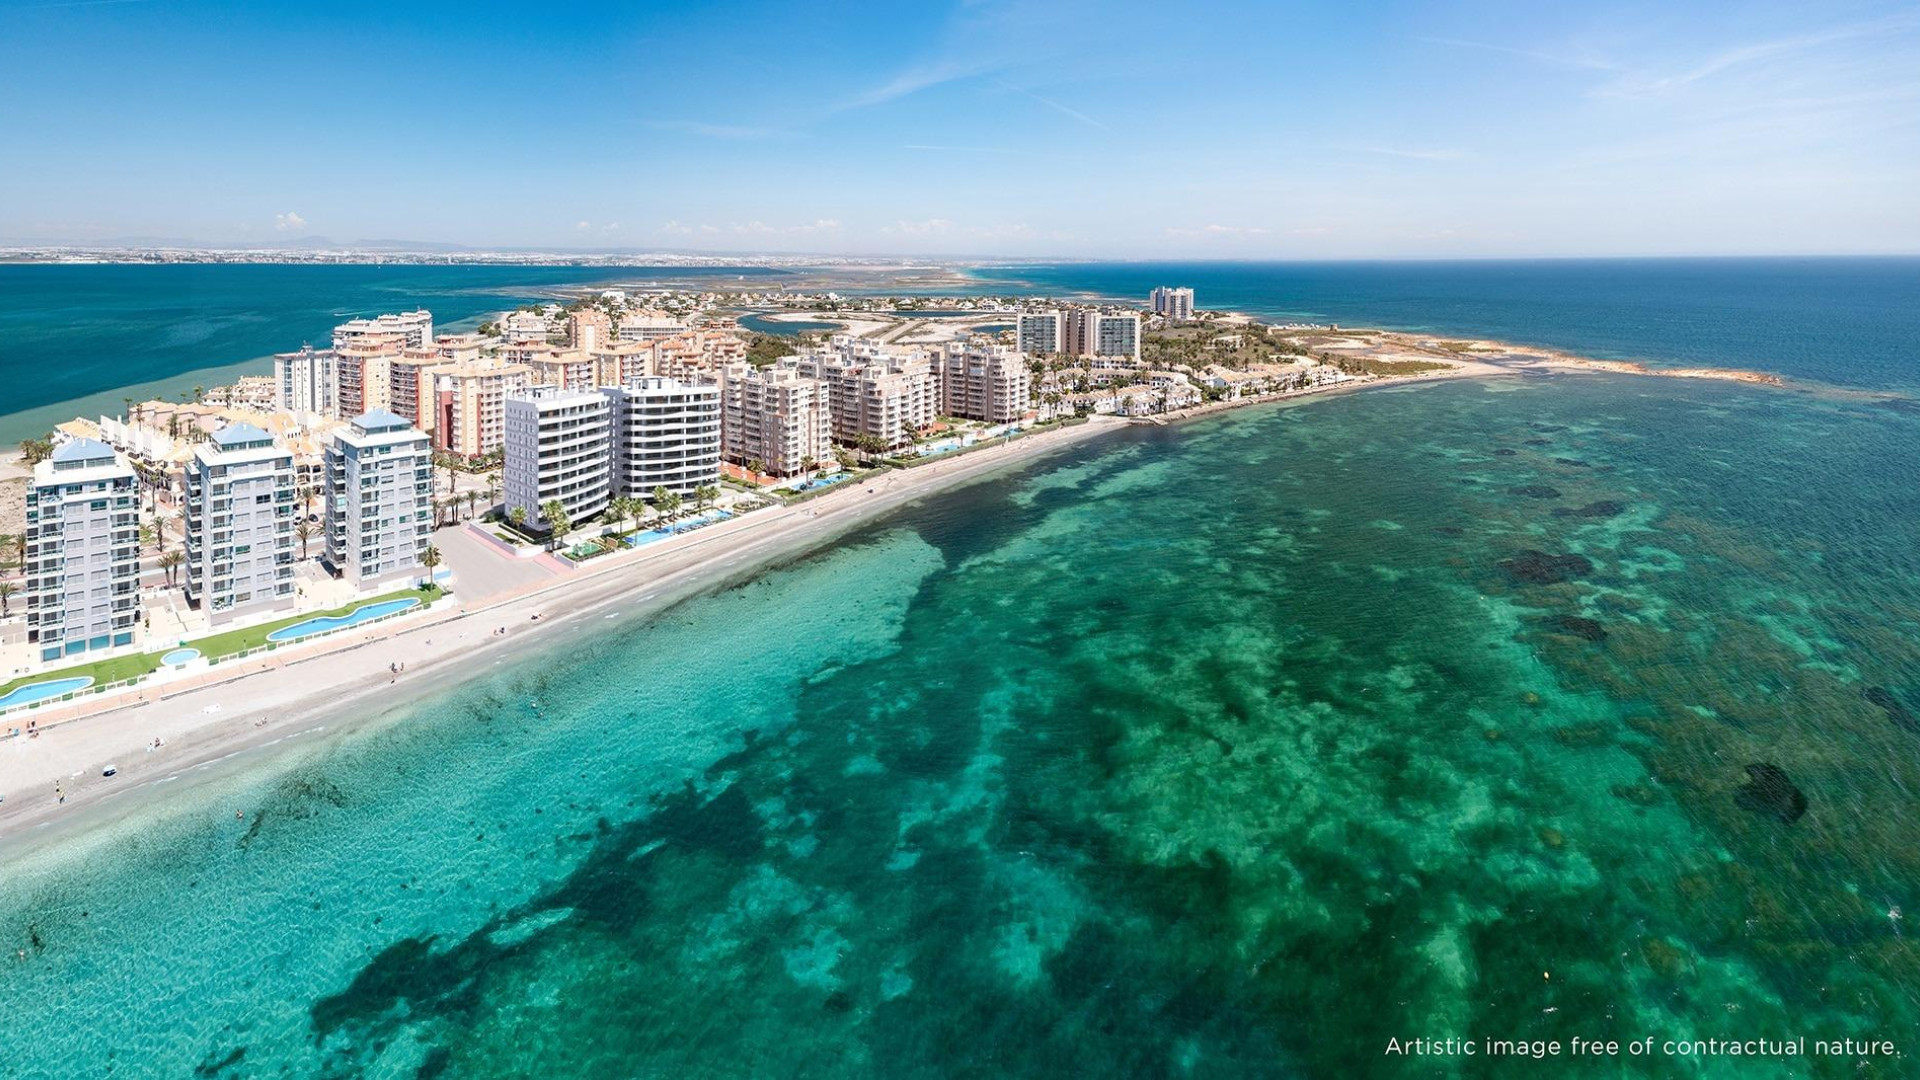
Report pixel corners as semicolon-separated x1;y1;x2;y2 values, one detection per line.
0;329;1821;858
0;416;1125;852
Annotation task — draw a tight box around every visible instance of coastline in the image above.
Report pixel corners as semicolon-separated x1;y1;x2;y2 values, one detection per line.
0;415;1124;858
0;321;1837;862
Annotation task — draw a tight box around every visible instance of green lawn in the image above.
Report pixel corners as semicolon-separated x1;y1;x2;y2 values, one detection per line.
195;584;444;663
0;649;163;701
0;584;446;702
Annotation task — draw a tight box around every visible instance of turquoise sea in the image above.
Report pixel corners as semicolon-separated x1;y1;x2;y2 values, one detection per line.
3;260;1920;1077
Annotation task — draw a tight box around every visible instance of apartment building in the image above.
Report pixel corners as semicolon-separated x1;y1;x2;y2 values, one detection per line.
183;423;295;624
431;361;530;458
387;351;447;433
617;312;688;342
603;377;722;498
591;342;656;388
720;364;833;476
24;438;141;662
332;310;434;351
521;349;598;391
789;347;936;450
1066;310;1141;360
274;346;334;415
1150;286;1196;320
567;309;612;352
502;388;612;531
332;343;398;418
500;309;556;344
1016;310;1064;356
323;410;434;587
936;341;1033;423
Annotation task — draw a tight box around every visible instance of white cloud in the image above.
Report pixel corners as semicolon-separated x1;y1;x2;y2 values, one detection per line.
660;221;693;235
883;218;957;235
274;212;306;232
574;220;592;231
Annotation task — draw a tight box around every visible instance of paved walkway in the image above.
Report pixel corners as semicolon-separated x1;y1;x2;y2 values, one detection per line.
432;523;557;602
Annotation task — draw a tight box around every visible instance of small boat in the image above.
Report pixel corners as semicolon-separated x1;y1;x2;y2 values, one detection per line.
102;765;118;777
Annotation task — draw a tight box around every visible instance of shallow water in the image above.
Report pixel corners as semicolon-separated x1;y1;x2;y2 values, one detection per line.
4;370;1918;1077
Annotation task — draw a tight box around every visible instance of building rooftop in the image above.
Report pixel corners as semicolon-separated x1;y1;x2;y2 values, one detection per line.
51;437;118;465
211;422;276;449
353;409;414;433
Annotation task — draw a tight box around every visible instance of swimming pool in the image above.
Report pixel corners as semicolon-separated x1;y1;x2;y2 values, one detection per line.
161;648;201;666
0;676;95;711
266;597;422;644
783;472;854;494
623;510;731;548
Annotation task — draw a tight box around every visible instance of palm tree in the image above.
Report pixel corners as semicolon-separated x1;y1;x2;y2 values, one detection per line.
746;458;766;478
694;484;717;512
294;521;314;559
0;580;16;618
192;385;205;404
485;473;501;513
465;490;478;522
509;505;528;535
540;499;570;549
800;456;817;476
139;522;157;554
420;545;442;582
651;485;669;519
159;550;183;588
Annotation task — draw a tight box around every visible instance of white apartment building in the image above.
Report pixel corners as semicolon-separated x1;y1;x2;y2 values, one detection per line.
1067;310;1142;360
24;439;141;663
502;388;612;531
604;378;723;498
332;310;434;351
936;341;1033;423
323;410;434;587
183;423;295;625
1150;286;1196;320
274;346;334;415
1016;311;1064;356
721;365;833;477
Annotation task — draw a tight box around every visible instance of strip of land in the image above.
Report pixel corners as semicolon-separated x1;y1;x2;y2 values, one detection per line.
0;323;1822;858
0;415;1120;852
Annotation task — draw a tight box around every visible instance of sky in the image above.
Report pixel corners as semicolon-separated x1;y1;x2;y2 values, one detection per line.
1;0;1917;259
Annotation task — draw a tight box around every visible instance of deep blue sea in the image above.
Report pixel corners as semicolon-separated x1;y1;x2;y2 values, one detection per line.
0;264;792;443
3;259;1919;1077
966;258;1920;391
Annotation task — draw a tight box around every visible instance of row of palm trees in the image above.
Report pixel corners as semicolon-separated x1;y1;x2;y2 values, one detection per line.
503;484;721;550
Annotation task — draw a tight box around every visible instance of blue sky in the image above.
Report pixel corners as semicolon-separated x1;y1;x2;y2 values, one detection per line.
1;0;1916;257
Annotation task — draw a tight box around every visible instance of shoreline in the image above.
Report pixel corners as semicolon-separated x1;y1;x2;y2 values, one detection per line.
0;415;1124;858
0;319;1846;863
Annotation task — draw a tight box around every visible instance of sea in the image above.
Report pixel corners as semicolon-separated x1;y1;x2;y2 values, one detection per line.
2;259;1919;1078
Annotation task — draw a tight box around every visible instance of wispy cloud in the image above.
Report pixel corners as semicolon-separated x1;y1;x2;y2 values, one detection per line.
274;212;306;232
837;60;994;112
644;119;792;140
995;79;1108;130
1593;12;1920;99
